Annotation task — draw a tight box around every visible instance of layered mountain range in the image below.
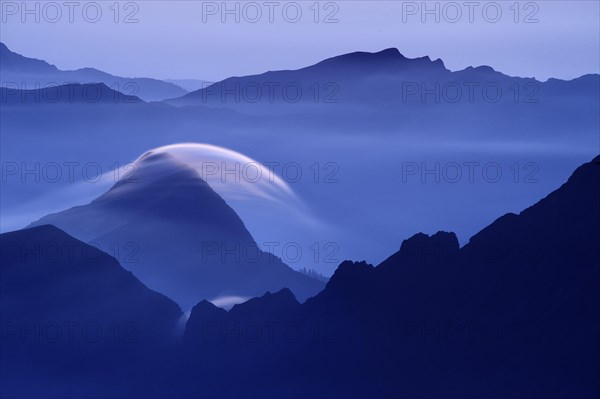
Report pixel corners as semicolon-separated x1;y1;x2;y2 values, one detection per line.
0;42;187;101
2;155;598;398
163;47;599;119
3;43;597;270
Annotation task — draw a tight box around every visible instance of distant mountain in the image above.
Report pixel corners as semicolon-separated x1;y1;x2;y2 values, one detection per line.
29;152;325;310
164;78;211;92
165;48;445;109
0;224;183;398
164;48;600;116
180;155;600;398
0;83;143;105
0;42;187;101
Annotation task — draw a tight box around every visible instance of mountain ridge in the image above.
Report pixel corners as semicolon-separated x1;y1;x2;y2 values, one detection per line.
165;47;599;111
0;82;144;105
0;42;187;101
179;154;600;398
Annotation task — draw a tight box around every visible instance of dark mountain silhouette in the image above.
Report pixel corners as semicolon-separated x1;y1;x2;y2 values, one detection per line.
29;152;325;310
178;155;600;398
0;42;187;101
0;83;143;105
184;288;300;345
0;224;183;398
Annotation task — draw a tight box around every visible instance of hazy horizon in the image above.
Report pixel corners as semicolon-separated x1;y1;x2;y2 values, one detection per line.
1;1;598;82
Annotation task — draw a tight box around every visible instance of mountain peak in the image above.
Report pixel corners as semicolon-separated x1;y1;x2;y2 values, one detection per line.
375;47;403;57
138;150;176;163
190;299;228;318
1;224;184;348
263;287;298;302
399;231;459;254
317;48;407;66
327;260;375;289
2;224;73;245
313;48;449;73
235;287;299;308
377;231;459;272
104;150;205;195
395;231;460;266
86;149;255;235
229;288;300;317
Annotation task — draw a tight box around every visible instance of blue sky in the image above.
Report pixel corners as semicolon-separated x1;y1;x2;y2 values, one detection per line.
1;1;599;82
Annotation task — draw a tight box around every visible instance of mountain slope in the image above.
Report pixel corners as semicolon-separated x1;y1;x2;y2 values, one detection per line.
0;83;143;105
0;224;183;398
29;152;325;310
181;155;600;398
0;42;187;101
